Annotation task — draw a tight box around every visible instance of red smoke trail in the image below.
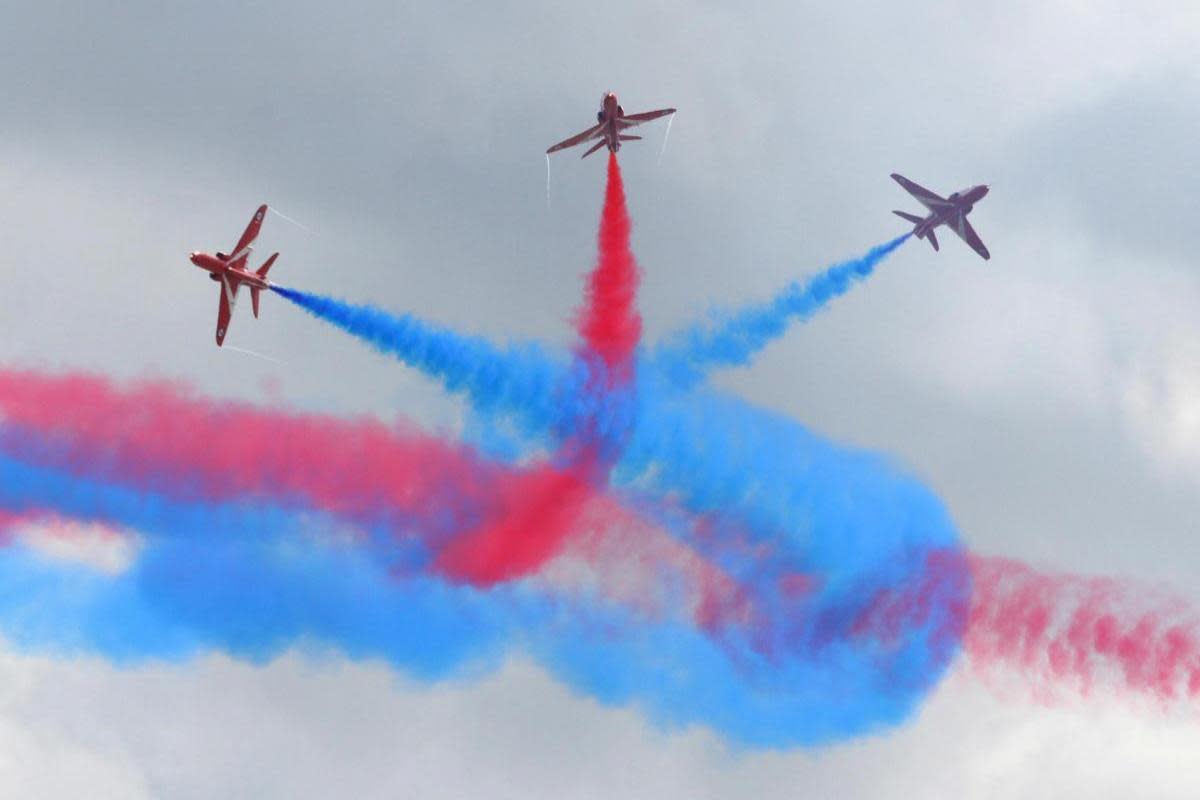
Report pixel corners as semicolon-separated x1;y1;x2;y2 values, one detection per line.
0;370;489;520
433;464;593;584
966;556;1200;703
849;548;972;663
577;152;642;377
0;370;628;584
541;498;752;628
0;510;30;544
440;153;646;581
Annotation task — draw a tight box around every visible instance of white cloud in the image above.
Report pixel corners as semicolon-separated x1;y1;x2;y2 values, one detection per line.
0;648;1196;799
1121;340;1200;479
14;520;140;577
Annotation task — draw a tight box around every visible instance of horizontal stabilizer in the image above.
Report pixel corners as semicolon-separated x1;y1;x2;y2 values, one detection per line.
892;210;924;225
926;229;939;252
618;134;642;141
581;139;608;158
251;287;262;319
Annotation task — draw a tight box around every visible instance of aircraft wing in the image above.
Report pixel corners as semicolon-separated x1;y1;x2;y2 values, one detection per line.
228;205;268;269
891;174;950;212
546;124;603;154
950;214;990;260
618;108;676;129
215;275;239;347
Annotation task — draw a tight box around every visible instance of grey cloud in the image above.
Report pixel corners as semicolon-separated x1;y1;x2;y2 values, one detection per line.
993;70;1200;266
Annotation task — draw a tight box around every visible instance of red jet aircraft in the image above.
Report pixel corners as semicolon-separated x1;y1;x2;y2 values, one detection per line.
546;92;676;158
189;204;278;346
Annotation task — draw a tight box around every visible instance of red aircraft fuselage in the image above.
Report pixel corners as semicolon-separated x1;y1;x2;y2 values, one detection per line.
188;251;271;291
596;92;626;153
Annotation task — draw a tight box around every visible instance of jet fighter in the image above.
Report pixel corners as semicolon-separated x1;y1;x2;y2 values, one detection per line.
891;173;991;260
547;92;676;158
188;204;278;346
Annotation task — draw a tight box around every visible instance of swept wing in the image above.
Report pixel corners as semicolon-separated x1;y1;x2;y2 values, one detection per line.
215;275;240;346
617;108;675;129
950;214;990;260
546;123;604;154
227;205;268;269
891;173;951;212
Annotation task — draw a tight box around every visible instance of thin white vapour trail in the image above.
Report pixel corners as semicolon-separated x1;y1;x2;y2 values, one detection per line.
658;113;675;164
545;154;552;208
269;207;317;236
222;345;285;365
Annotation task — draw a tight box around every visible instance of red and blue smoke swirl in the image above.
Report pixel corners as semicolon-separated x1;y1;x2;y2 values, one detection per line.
0;153;1194;746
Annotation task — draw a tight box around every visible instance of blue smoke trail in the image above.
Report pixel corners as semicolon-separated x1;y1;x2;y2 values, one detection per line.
271;286;566;430
0;448;964;746
0;450;529;671
270;285;630;449
0;364;969;748
652;235;910;389
0;452;298;545
0;529;955;746
0;523;526;676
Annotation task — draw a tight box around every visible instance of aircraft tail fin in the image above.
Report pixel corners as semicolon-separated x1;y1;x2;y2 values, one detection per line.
892;210;939;251
256;252;278;279
251;253;277;319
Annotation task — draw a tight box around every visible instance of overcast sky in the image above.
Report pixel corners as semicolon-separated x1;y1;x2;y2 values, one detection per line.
2;1;1199;797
